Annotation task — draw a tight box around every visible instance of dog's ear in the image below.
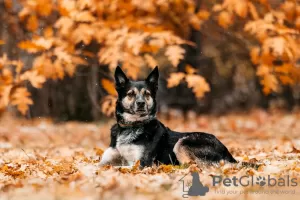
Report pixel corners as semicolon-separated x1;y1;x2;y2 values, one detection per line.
146;66;159;88
115;66;129;87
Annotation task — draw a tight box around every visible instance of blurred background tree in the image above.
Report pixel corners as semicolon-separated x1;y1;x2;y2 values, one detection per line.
0;0;299;121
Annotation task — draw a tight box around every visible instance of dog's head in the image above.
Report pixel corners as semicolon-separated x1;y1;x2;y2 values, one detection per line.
114;66;159;124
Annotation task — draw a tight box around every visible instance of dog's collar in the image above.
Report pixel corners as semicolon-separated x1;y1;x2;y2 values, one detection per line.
117;116;156;128
118;121;147;128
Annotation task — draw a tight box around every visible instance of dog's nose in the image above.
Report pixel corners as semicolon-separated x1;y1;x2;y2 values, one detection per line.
136;100;145;108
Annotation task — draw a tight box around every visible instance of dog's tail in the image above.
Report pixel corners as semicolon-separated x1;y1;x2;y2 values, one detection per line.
224;151;237;163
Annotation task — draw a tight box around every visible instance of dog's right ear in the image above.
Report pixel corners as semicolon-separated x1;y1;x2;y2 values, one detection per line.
114;66;129;87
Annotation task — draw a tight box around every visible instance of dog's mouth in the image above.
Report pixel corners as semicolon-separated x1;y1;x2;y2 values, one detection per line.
135;109;147;115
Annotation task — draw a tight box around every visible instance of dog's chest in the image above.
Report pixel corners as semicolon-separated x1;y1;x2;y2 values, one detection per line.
116;127;145;164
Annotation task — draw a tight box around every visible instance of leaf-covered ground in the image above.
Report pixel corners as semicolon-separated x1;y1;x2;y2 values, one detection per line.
1;109;300;200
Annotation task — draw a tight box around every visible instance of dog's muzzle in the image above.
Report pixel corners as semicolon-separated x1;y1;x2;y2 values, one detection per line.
134;100;147;114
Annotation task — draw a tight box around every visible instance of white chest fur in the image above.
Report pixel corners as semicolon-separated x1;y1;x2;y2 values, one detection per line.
116;144;144;165
116;127;145;165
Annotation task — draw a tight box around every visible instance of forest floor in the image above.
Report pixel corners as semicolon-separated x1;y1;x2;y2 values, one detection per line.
0;109;300;200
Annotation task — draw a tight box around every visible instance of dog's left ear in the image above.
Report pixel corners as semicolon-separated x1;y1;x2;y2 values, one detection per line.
115;66;129;88
146;66;159;88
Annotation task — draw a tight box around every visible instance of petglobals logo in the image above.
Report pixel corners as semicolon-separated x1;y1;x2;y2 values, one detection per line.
212;175;298;187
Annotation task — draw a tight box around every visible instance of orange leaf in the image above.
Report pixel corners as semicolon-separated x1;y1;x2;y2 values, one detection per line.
167;72;185;88
65;63;76;77
256;65;270;76
185;74;210;98
18;41;44;53
185;64;197;74
296;17;300;30
101;79;117;96
250;47;260;65
71;24;94;45
189;15;201;30
0;69;13;85
257;65;278;95
101;95;116;117
43;26;53;38
197;10;210;20
279;75;294;85
234;0;248;18
144;54;158;69
0;85;13;108
122;60;140;80
4;0;12;9
26;15;39;32
55;17;74;36
165;45;185;67
11;87;33;115
261;74;278;95
218;11;232;29
0;40;5;45
20;70;46;88
37;1;52;17
248;2;259;20
75;11;96;22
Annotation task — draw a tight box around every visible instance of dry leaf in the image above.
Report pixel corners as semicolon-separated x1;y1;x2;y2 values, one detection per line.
101;95;116;117
185;64;197;74
250;47;260;65
165;45;185;67
26;15;39;32
101;79;117;96
144;54;158;69
20;70;46;88
167;72;185;88
185;74;210;98
218;11;232;28
11;87;33;115
74;11;96;22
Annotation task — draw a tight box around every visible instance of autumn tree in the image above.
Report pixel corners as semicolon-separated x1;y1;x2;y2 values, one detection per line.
0;0;299;118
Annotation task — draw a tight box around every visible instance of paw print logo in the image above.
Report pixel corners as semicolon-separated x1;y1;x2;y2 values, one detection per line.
256;176;266;186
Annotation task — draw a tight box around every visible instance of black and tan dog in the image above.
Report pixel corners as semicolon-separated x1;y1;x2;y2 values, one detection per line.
99;66;236;167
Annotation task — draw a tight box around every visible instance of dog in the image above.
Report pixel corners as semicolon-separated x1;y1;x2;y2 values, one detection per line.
99;66;237;167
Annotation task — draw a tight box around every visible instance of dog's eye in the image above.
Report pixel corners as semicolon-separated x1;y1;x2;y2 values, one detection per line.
145;91;151;97
127;91;135;97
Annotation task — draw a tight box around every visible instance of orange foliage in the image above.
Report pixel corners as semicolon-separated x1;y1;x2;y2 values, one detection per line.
0;0;300;115
1;0;204;116
212;0;300;95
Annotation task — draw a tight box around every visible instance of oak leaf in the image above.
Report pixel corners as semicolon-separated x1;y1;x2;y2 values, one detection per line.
26;15;39;32
218;11;232;29
144;54;158;69
11;87;33;115
55;17;74;36
250;47;260;65
165;45;185;67
234;0;248;18
71;24;94;45
101;79;117;96
37;1;53;17
20;70;46;88
257;65;278;95
167;72;185;88
74;11;96;22
101;95;116;117
0;85;13;108
18;41;44;53
0;69;13;85
185;64;197;74
185;74;210;98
